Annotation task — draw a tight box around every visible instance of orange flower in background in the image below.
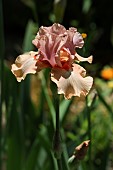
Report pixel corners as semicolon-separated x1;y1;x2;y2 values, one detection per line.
11;23;93;99
101;67;113;80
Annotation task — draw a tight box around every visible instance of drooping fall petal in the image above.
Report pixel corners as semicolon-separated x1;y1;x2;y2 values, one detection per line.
11;51;38;82
51;64;93;99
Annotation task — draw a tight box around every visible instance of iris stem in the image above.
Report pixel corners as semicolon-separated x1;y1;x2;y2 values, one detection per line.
54;96;62;170
57;158;62;170
86;92;97;170
86;97;92;170
50;81;62;170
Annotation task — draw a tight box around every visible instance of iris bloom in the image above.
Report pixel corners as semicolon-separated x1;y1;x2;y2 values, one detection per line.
11;23;93;99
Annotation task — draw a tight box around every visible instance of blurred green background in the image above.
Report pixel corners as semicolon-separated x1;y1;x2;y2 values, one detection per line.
1;0;113;170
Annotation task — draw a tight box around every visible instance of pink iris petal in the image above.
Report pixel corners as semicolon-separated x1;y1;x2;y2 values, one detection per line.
64;28;84;55
32;24;68;67
39;23;67;36
32;23;85;67
11;51;38;82
73;32;84;48
51;64;93;99
39;34;68;66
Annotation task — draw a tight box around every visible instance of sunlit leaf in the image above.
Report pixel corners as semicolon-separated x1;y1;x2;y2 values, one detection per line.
53;0;67;23
22;20;38;52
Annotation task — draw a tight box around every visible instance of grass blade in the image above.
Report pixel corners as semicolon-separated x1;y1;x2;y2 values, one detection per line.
53;0;67;23
97;88;113;118
39;71;56;128
22;20;38;52
60;99;73;123
7;83;24;170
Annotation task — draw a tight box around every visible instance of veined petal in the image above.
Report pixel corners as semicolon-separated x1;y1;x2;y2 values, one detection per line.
64;29;84;55
32;29;68;67
51;64;93;99
73;32;84;48
75;53;93;63
32;23;67;48
39;23;66;36
11;51;38;82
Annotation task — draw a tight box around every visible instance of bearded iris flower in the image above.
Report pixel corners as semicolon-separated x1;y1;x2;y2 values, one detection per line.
11;23;93;99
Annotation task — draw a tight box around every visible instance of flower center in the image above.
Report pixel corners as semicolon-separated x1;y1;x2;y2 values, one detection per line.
60;49;70;62
59;49;71;70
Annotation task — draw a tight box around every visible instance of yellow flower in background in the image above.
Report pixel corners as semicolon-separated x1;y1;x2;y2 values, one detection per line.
101;67;113;80
107;80;113;88
81;33;87;39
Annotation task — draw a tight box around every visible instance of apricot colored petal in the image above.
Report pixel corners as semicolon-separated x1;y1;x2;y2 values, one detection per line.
11;51;38;82
75;53;93;63
51;64;93;99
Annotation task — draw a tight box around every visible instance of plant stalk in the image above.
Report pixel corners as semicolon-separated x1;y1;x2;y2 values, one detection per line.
86;97;92;170
50;81;62;170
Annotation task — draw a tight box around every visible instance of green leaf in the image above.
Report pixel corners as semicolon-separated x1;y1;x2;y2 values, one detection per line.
25;138;42;170
39;71;56;128
97;88;113;118
53;0;67;23
7;84;25;170
60;99;73;123
26;125;57;170
22;20;38;52
82;0;92;13
61;129;70;170
21;0;38;21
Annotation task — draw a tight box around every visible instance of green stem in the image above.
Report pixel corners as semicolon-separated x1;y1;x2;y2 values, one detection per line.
86;97;92;170
54;95;62;170
86;92;97;170
57;159;62;170
55;92;60;131
87;108;91;164
50;81;62;170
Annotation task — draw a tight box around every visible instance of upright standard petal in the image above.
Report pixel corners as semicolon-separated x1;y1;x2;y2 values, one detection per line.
11;51;38;82
64;28;84;55
73;32;84;48
34;23;66;38
32;27;68;67
51;64;93;99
